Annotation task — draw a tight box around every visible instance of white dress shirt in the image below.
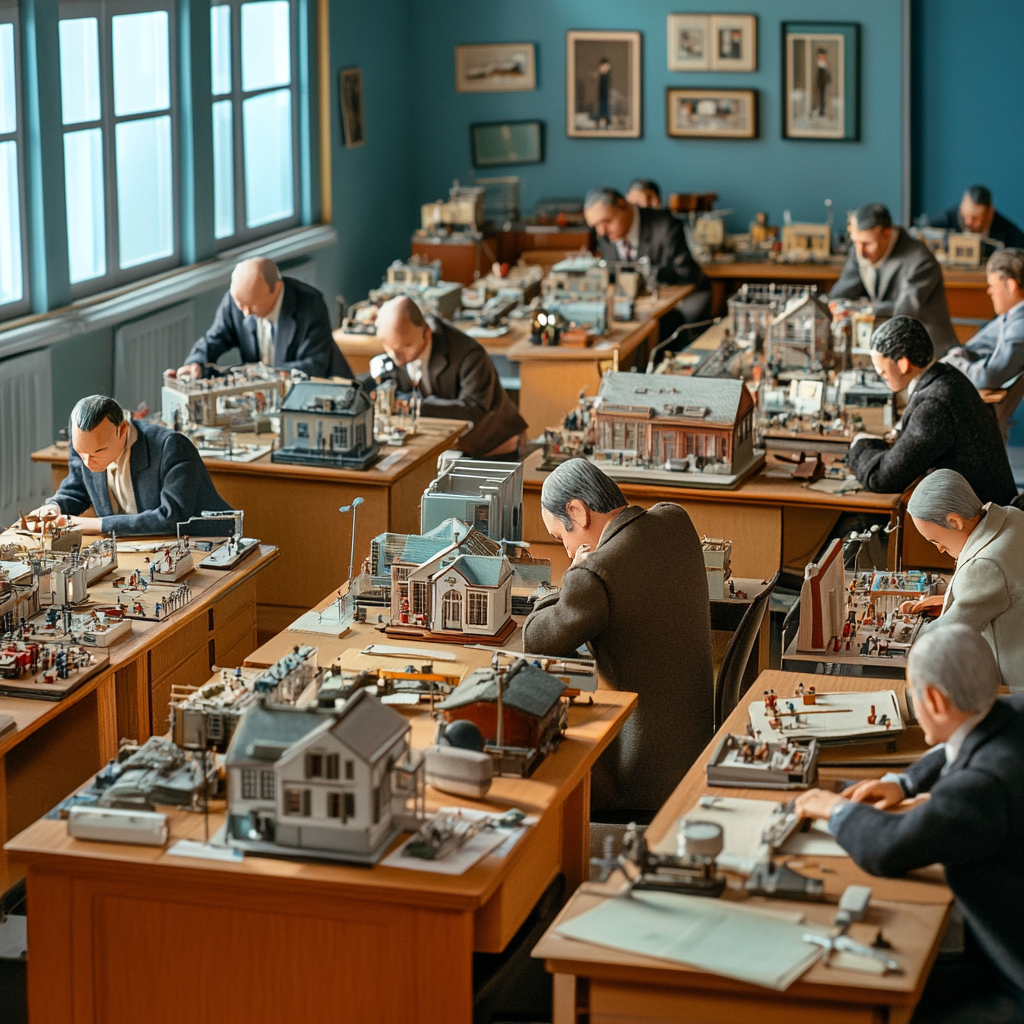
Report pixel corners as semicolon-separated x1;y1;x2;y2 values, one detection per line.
256;287;286;367
615;205;642;262
106;423;138;515
404;337;433;397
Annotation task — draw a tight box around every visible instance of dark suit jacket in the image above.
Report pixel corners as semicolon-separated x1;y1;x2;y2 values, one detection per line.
834;697;1024;994
50;419;233;536
391;315;527;457
595;207;708;291
523;503;715;812
830;228;959;358
184;277;352;379
848;361;1017;505
932;206;1024;252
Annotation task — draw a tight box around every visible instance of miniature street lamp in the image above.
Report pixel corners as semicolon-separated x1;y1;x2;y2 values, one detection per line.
339;497;365;584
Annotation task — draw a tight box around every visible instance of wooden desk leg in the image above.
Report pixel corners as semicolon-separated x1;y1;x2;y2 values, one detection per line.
96;672;118;764
561;772;591;894
552;973;578;1024
115;656;150;745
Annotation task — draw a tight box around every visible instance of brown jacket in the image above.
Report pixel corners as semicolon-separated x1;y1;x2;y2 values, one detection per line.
522;503;714;812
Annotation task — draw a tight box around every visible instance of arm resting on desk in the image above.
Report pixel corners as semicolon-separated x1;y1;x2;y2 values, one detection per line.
522;566;610;658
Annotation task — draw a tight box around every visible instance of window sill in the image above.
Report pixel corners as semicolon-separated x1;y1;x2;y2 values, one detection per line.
0;223;338;360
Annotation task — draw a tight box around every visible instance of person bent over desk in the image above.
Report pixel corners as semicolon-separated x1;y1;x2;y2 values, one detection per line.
796;625;1024;1024
31;395;233;536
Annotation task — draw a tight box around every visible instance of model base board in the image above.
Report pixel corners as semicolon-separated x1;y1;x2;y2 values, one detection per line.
748;689;904;744
220;822;403;866
271;445;380;471
592;449;766;490
383;616;517;647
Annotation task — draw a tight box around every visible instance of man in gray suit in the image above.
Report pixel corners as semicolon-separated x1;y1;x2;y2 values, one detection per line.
831;202;958;358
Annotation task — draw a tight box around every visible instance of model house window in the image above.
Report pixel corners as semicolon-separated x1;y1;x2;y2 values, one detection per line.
0;5;28;318
58;1;177;294
296;422;308;439
467;590;488;626
241;768;257;799
259;770;275;800
344;792;355;818
345;759;354;780
356;424;366;449
411;581;428;616
327;792;342;818
209;0;298;248
332;424;348;450
325;753;339;779
305;752;323;778
285;787;306;814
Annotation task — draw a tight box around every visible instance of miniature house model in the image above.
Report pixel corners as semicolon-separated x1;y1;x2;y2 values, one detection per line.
591;372;756;475
797;538;845;652
225;690;422;863
947;233;983;267
273;381;379;470
728;282;811;345
385;258;442;288
421;454;524;542
767;292;833;371
161;365;289;430
543;256;610;299
781;223;831;258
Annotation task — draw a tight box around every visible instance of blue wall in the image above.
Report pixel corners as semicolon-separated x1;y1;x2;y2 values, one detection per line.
912;0;1024;227
407;0;905;234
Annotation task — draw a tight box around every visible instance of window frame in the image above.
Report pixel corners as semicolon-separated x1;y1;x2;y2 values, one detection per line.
0;2;31;318
58;0;180;298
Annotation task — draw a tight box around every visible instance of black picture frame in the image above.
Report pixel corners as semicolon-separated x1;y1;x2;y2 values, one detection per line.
469;120;545;168
339;67;365;148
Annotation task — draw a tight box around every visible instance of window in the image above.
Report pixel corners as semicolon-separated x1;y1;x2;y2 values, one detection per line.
411;581;428;616
284;787;310;816
344;760;354;781
344;792;355;819
296;421;309;439
305;752;323;778
332;424;348;450
467;590;488;626
327;792;341;818
241;768;257;799
0;6;27;316
259;770;275;800
58;1;177;293
210;0;298;247
325;753;339;779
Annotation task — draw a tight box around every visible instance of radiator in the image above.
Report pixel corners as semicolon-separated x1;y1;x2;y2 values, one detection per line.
114;301;195;418
0;348;54;526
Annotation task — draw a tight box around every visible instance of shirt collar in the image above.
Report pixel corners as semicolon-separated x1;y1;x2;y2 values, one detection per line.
944;708;990;766
405;337;433;385
114;422;136;473
262;286;285;325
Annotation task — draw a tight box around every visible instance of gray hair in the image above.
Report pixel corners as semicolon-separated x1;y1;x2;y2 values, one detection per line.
584;187;625;211
987;248;1024;288
850;202;892;231
908;623;999;714
965;185;992;207
907;470;983;527
71;396;125;432
541;458;627;529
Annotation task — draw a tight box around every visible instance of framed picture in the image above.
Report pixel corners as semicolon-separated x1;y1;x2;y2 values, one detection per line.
339;67;365;148
455;43;536;93
782;22;859;140
666;88;757;139
470;120;544;168
566;30;641;138
667;14;757;72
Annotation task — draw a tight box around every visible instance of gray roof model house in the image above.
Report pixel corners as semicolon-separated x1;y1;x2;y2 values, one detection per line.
272;380;379;470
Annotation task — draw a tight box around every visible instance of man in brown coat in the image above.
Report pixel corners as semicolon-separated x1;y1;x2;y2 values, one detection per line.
522;458;714;815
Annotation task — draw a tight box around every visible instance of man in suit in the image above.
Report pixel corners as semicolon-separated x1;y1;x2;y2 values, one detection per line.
31;396;233;536
175;257;352;380
584;186;712;344
795;624;1024;1024
944;248;1024;389
930;185;1024;255
831;203;958;358
372;296;527;459
625;178;661;209
522;458;714;816
848;316;1016;505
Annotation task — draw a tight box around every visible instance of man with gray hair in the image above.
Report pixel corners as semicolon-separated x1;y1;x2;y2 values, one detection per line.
930;184;1024;255
30;395;232;536
830;202;958;357
903;469;1024;689
523;458;714;815
796;624;1024;1022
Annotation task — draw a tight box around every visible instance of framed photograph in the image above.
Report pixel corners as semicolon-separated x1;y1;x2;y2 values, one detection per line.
667;14;710;71
455;43;536;93
782;22;859;140
566;30;641;138
710;14;756;72
470;120;544;168
338;67;365;148
666;88;757;139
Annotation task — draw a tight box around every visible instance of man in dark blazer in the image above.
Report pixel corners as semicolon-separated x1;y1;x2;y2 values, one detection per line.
930;185;1024;256
175;258;352;380
848;316;1017;506
373;296;527;459
795;624;1024;1024
33;395;233;536
831;203;958;358
522;458;714;815
585;186;712;344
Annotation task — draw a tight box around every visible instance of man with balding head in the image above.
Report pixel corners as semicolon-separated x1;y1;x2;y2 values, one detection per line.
373;296;527;459
176;257;352;379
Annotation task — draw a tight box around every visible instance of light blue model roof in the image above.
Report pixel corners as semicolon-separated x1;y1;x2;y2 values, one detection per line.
445;554;508;587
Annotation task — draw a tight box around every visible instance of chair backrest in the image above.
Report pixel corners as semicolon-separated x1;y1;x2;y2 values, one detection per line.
714;571;780;731
991;372;1024;440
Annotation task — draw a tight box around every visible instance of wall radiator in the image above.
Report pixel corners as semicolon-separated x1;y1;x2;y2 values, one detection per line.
0;348;54;527
113;301;195;419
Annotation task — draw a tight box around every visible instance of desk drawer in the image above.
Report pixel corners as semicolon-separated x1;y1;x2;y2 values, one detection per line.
210;577;256;630
151;644;215;735
148;615;210;682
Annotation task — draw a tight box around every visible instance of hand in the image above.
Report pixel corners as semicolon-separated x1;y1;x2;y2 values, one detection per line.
68;516;104;535
841;778;906;809
569;543;592;568
899;595;944;617
172;363;202;380
794;788;846;821
26;503;62;521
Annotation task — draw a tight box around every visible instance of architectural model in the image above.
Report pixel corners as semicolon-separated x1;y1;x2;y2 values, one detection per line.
728;282;813;346
344;258;463;334
797;539;845;652
161;364;289;432
421;454;523;542
0;639;108;700
273;380;379;470
701;538;732;600
705;734;820;789
748;687;904;743
766;292;833;372
461;262;543;310
419;181;485;238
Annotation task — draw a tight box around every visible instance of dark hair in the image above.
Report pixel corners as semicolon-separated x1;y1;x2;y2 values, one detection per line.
627;179;660;200
965;185;992;207
584;187;626;211
540;458;627;529
987;247;1024;288
851;203;892;231
870;316;933;368
71;396;126;432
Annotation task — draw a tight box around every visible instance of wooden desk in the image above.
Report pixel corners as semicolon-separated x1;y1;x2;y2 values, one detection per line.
6;587;635;1024
534;669;950;1024
509;286;694;438
33;420;467;640
0;544;276;892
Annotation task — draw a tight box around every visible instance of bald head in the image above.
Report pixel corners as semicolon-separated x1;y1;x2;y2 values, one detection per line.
230;258;283;318
375;296;431;367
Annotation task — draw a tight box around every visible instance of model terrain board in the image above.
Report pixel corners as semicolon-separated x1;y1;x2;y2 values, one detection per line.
748;687;904;743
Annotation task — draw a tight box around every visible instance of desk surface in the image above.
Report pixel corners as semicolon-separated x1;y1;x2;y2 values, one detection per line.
703;258;987;287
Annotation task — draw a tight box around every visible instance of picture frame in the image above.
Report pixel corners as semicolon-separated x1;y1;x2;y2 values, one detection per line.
454;43;536;93
782;22;860;140
566;30;641;139
667;14;757;72
470;120;545;168
666;88;757;139
338;67;365;148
